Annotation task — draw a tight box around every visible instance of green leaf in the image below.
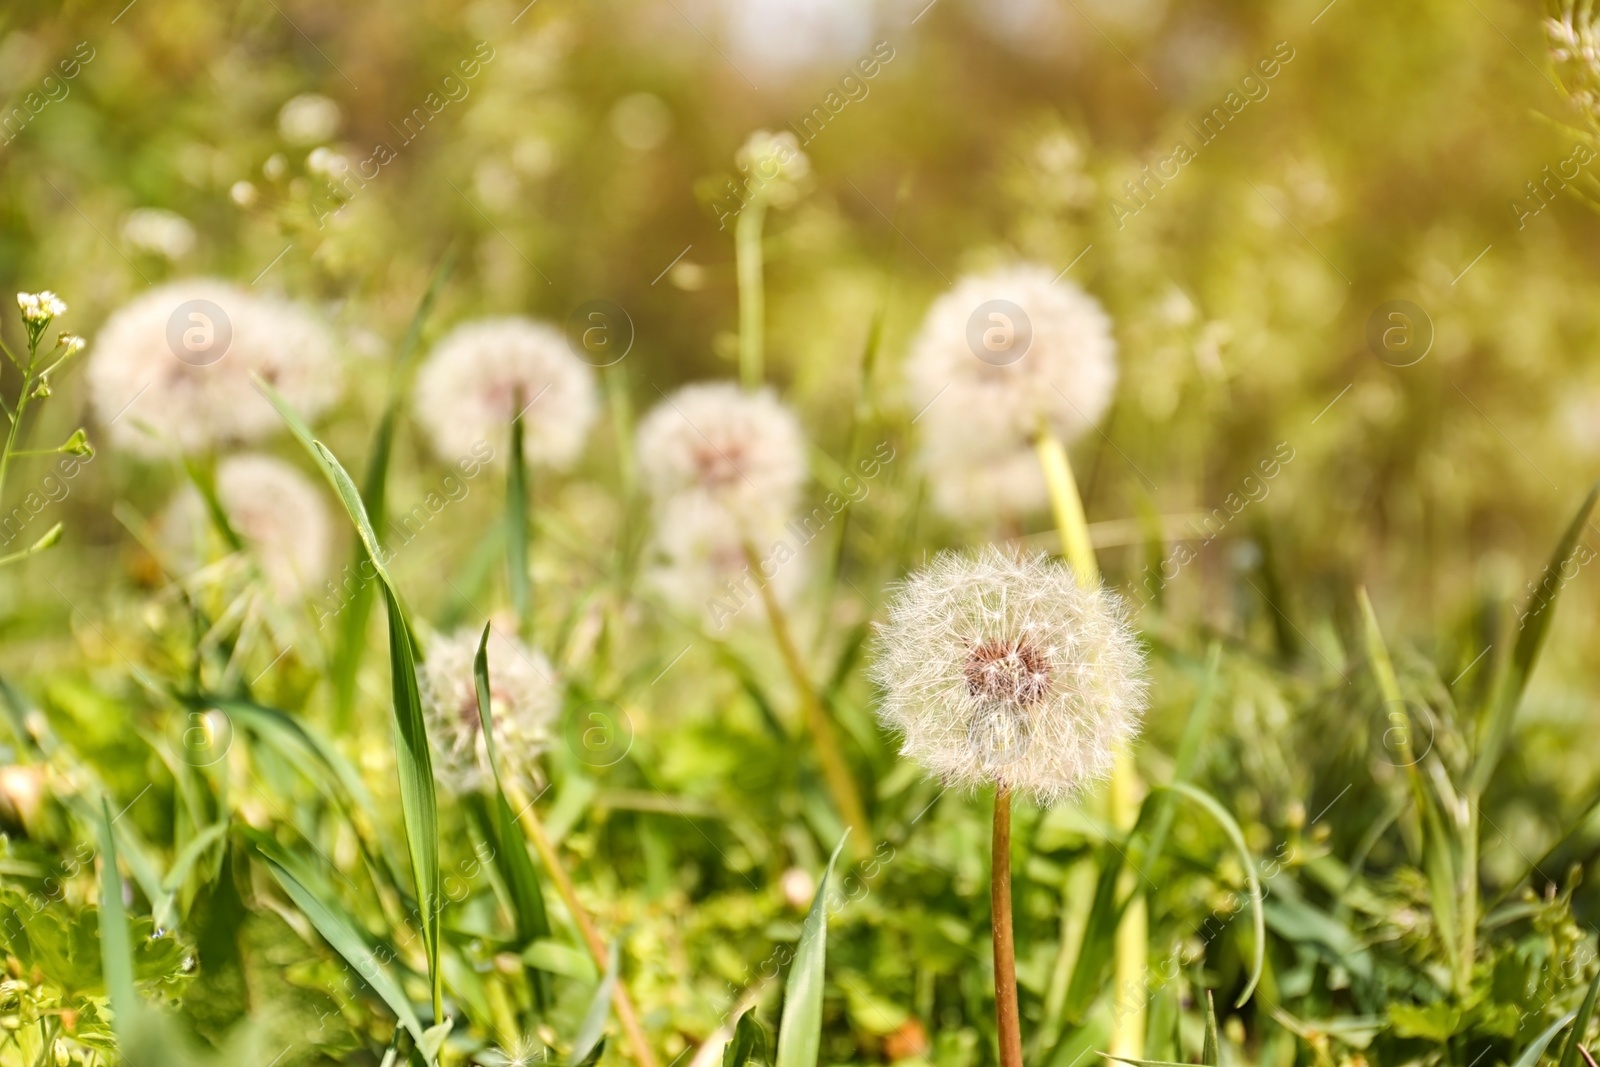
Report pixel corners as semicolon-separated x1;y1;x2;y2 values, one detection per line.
0;520;62;567
257;376;444;1024
724;1008;771;1067
1472;481;1599;795
774;833;848;1067
1165;783;1265;1007
569;941;618;1067
250;831;426;1046
1389;1001;1462;1041
1558;969;1600;1067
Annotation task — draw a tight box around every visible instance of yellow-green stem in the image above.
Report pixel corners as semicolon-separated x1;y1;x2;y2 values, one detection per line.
736;199;767;389
742;542;870;855
507;783;659;1067
1033;427;1145;1058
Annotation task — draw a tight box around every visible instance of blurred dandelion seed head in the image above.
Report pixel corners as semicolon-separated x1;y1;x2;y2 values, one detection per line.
906;264;1117;521
413;316;599;469
162;453;332;600
121;208;196;260
736;129;811;207
869;546;1147;805
644;493;803;626
86;278;341;457
277;93;342;145
636;382;806;531
420;626;559;794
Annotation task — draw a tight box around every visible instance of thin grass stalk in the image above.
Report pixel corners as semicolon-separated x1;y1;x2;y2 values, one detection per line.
505;782;659;1067
507;409;532;635
736;200;767;389
740;542;870;854
992;785;1024;1067
1033;426;1145;1058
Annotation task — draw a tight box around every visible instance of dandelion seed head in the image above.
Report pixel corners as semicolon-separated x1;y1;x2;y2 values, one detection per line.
122;208;196;260
420;625;559;795
868;546;1146;806
906;264;1117;519
412;317;598;469
644;493;802;628
161;454;332;599
85;278;342;457
635;382;806;531
737;129;811;206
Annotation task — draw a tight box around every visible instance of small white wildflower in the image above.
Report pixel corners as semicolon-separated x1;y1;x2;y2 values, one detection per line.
230;180;259;207
905;264;1118;520
736;129;811;207
122;208;196;260
278;93;342;145
412;317;599;469
17;291;66;323
161;453;333;599
85;278;342;457
635;382;807;533
869;546;1147;806
644;493;803;629
306;146;349;177
58;333;86;355
420;625;560;794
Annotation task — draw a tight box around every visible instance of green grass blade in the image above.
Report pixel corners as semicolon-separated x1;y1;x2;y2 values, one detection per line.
1471;481;1599;795
1515;1010;1581;1067
1202;989;1220;1065
774;833;848;1067
97;799;137;1031
507;412;531;633
569;941;618;1066
473;625;553;1003
1166;783;1264;1007
258;376;443;1023
1559;970;1600;1067
251;833;426;1045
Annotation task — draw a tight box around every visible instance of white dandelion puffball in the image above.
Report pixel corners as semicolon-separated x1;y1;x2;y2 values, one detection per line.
412;317;598;469
420;626;560;794
635;382;807;531
86;278;342;457
905;264;1117;517
161;454;332;599
869;546;1147;806
645;494;803;629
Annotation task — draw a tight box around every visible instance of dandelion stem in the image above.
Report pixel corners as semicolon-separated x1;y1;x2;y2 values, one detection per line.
1032;430;1098;586
736;199;767;389
741;541;870;854
992;784;1024;1067
1033;426;1146;1058
507;409;532;636
506;783;659;1067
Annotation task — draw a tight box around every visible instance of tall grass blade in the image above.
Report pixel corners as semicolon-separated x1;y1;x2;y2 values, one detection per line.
473;624;553;1003
1471;481;1599;795
724;1009;771;1067
1515;1011;1581;1067
774;833;848;1067
569;941;618;1066
96;799;137;1031
257;376;444;1023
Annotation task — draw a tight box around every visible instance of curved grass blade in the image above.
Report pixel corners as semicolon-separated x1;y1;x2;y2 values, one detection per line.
335;250;455;723
1202;989;1220;1066
1166;783;1264;1007
250;831;426;1045
257;376;443;1024
569;941;618;1067
1515;1011;1581;1067
1559;970;1600;1067
473;625;553;1005
774;832;849;1067
153;820;229;929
